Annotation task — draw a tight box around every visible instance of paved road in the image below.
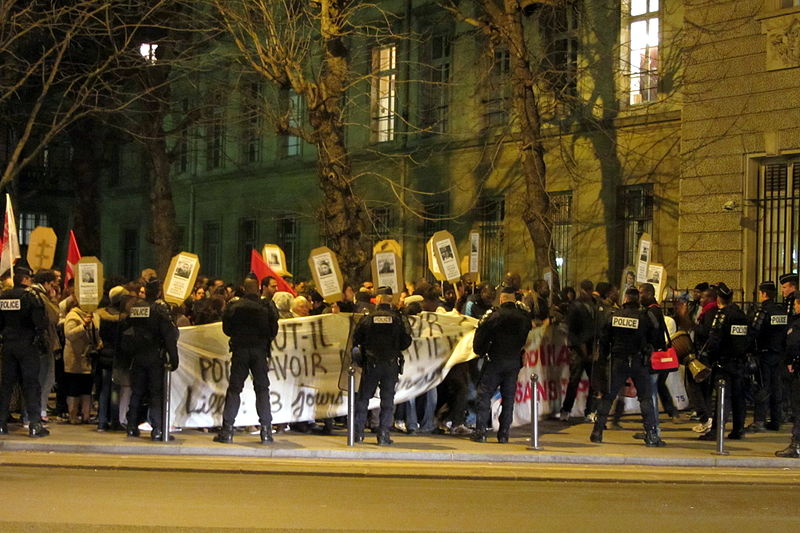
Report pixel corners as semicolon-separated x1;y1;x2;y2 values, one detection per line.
2;463;799;532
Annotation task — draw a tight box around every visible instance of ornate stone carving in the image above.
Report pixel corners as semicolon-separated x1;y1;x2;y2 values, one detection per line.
765;16;800;70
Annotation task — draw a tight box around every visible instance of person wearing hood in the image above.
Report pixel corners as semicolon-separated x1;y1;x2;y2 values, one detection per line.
95;286;128;431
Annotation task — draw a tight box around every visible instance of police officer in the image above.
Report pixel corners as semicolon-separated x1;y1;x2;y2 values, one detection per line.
698;282;750;441
0;264;49;437
747;281;788;432
780;273;798;317
352;286;412;445
471;287;532;444
124;278;179;441
214;277;279;444
590;288;664;447
776;291;800;458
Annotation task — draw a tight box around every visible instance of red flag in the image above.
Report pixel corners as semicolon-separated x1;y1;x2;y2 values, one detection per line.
249;249;296;296
64;230;81;290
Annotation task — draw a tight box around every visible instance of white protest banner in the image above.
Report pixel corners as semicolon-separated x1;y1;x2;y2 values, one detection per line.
491;323;689;429
170;312;478;427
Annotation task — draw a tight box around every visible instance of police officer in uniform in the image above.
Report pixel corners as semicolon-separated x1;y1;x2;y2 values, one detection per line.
0;265;49;437
590;288;664;447
776;290;800;458
747;281;788;432
471;287;532;443
214;277;279;444
698;282;750;441
352;286;412;445
124;278;179;441
780;273;798;317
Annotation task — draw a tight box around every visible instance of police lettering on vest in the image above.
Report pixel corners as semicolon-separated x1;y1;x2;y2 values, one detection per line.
130;306;151;318
373;316;393;324
0;299;21;311
612;316;639;329
771;314;788;326
731;325;748;336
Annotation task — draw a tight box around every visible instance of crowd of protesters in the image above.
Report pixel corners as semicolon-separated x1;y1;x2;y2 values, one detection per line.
1;264;798;458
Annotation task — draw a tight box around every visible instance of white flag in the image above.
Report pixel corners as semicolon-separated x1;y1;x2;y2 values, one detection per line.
0;193;20;275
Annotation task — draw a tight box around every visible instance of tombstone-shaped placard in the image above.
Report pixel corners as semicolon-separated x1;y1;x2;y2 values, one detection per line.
373;239;402;258
262;244;291;277
432;230;461;282
74;257;103;312
426;237;446;281
636;232;652;284
372;250;403;302
163;252;201;305
646;262;667;303
468;230;480;276
26;226;57;271
308;246;344;304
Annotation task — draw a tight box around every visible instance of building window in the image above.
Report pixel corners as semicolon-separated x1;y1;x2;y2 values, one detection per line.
371;44;397;143
202;221;221;277
780;0;800;8
541;3;579;113
241;82;262;164
205;93;225;170
174;98;190;174
477;196;505;285
121;228;139;281
238;218;258;277
483;48;511;129
624;0;659;105
550;192;573;285
420;34;451;135
18;213;48;247
276;215;299;275
367;206;392;241
618;184;654;272
756;160;800;288
281;88;303;157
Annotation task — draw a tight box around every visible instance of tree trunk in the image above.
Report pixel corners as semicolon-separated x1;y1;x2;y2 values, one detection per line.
502;2;559;289
69;119;102;256
144;134;178;278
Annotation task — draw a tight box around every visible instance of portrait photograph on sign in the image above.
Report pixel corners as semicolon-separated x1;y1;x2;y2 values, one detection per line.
469;231;480;274
435;236;461;281
262;244;290;276
373;251;402;296
311;251;341;298
75;257;104;311
636;233;652;283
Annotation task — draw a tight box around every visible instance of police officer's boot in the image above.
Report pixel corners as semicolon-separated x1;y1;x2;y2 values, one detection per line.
260;425;273;444
644;427;666;447
470;430;486;443
0;423;8;435
775;439;800;458
377;431;394;446
213;424;234;444
150;429;174;442
126;422;140;438
590;423;604;443
28;421;50;438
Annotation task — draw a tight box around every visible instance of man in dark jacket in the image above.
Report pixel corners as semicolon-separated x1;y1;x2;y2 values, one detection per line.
124;278;179;441
471;287;532;443
698;282;751;441
748;281;789;432
559;280;598;422
0;265;49;437
590;288;664;447
214;278;279;444
776;291;800;458
352;287;412;445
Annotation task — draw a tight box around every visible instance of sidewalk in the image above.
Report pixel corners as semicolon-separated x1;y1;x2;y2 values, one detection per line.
1;415;798;470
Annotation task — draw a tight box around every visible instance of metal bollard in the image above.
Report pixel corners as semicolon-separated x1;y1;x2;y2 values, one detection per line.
713;377;729;456
529;373;542;450
161;365;171;443
347;366;356;446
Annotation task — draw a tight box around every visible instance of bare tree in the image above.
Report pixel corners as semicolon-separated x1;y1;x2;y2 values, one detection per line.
211;0;387;282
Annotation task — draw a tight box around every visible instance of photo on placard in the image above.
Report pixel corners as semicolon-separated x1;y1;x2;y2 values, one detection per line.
379;258;394;274
440;244;455;261
268;253;280;268
318;258;333;277
174;256;193;280
81;268;95;284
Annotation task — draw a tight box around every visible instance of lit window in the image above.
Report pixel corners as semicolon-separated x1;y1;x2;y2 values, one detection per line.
19;213;48;246
421;34;451;135
371;44;396;143
625;0;659;105
484;49;511;129
550;192;573;285
139;43;158;64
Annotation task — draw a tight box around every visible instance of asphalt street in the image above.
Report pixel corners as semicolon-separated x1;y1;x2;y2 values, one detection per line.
1;462;800;532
